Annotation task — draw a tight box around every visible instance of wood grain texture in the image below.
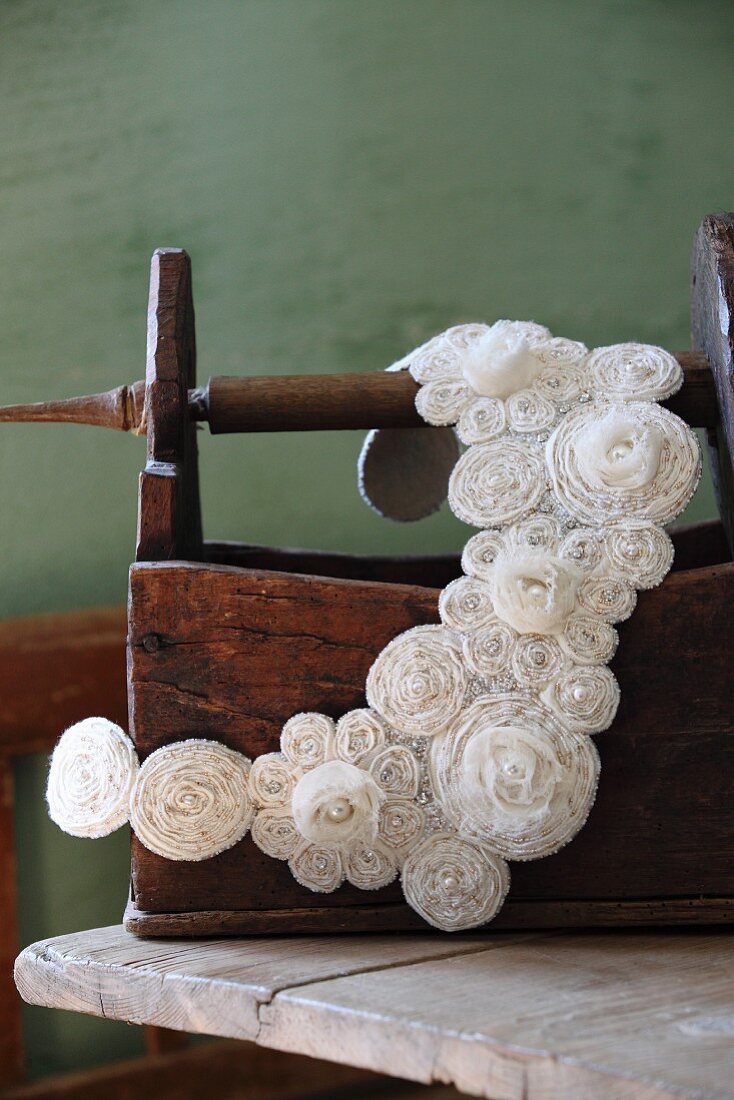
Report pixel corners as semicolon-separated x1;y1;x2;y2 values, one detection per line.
15;926;734;1100
691;214;734;552
0;606;127;757
0;1038;390;1100
137;249;202;562
199;353;716;433
127;556;734;929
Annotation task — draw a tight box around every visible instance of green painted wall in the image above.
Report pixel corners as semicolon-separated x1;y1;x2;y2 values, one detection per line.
2;0;730;1079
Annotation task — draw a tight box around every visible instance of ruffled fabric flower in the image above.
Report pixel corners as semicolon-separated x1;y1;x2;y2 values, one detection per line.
460;321;549;399
431;696;600;860
392;320;590;449
292;760;384;847
366;625;467;737
547;401;701;525
129;739;254;861
250;710;420;892
401;833;510;931
46;718;139;838
489;550;581;635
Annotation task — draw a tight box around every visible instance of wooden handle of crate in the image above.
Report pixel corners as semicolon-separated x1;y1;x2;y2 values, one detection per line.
196;351;715;433
0;351;716;433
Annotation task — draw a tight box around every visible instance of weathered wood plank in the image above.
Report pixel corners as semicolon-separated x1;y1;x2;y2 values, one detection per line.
123;896;734;937
137;249;202;562
260;932;734;1100
14;926;516;1043
127;558;734;927
15;927;734;1100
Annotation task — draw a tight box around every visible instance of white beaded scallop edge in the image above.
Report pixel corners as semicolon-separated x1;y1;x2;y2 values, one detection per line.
46;323;701;932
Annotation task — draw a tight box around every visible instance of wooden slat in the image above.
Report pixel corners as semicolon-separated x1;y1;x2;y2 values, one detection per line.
14;926;512;1042
0;607;128;757
15;926;734;1100
0;757;23;1088
1;1038;391;1100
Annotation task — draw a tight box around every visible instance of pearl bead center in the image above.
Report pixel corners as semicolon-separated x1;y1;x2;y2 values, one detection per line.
325;797;353;824
610;440;633;461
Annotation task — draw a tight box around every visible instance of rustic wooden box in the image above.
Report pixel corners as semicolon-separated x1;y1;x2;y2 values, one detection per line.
125;217;734;936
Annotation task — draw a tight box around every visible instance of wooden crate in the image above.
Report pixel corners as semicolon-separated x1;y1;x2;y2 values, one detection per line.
125;217;734;936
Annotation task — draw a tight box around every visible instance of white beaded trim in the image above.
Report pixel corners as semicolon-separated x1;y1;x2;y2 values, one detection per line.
46;321;701;933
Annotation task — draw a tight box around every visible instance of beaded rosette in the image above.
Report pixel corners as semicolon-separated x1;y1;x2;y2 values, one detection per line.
46;321;701;932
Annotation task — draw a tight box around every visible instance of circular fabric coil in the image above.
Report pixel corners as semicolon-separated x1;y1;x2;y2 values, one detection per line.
401;834;510;931
369;745;420;799
527;334;588;367
505;390;557;433
546;401;701;526
534;364;586;403
578;576;637;623
448;439;546;528
587;343;682;402
439;576;496;633
431;696;600;860
46;718;138;838
506;515;562;554
415;378;471;425
366;625;467;737
461;530;505;580
129;739;254;861
562;614;619;665
462;619;518;678
543;665;620;734
378;799;426;852
250;752;294;808
604;521;674;589
345;844;398;890
456;397;506;444
251;807;299;860
281;713;335;770
335;708;386;764
558;527;604;573
289;841;345;893
510;633;566;688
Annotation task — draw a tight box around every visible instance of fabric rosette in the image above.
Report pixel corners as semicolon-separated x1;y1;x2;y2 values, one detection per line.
430;696;600;860
401;834;509;931
489;549;581;635
366;625;467;737
129;739;254;861
587;343;683;402
391;320;592;449
542;666;620;734
546;401;700;525
46;717;139;838
250;709;425;891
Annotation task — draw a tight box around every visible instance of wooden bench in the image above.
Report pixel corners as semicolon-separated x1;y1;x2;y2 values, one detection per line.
15;923;734;1099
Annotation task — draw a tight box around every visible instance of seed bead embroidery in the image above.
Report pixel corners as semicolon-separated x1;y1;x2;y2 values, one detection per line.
45;320;700;933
